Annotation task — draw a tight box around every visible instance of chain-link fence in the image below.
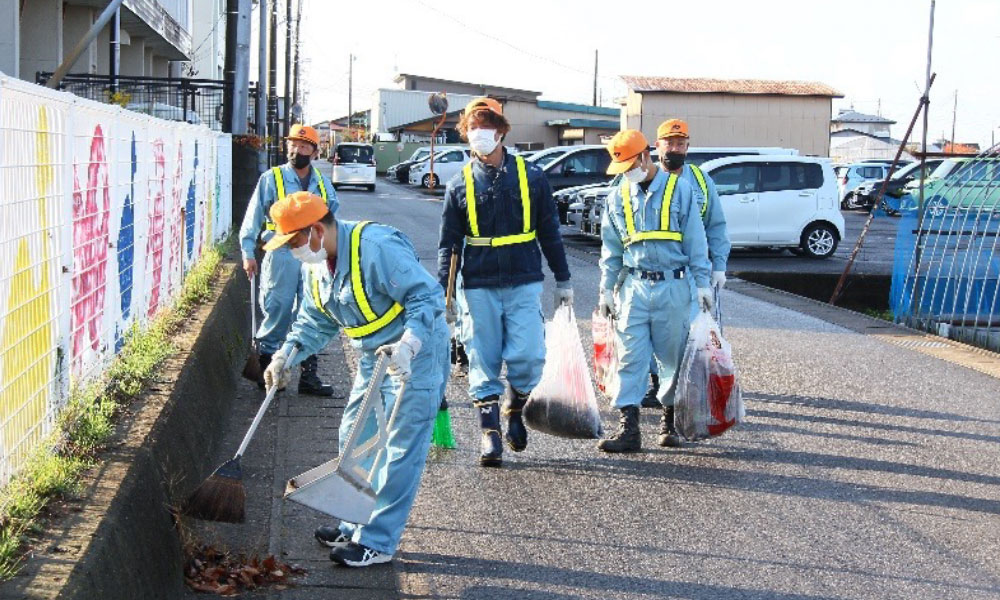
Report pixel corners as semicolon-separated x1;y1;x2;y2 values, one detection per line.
0;74;232;487
891;146;1000;351
36;73;260;134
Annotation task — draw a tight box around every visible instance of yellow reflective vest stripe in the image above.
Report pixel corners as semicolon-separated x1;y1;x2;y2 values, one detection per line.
308;221;403;339
267;166;328;230
620;174;683;246
689;164;709;218
463;155;536;247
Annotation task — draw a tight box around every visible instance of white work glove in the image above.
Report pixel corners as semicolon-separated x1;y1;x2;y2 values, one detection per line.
697;287;714;312
445;303;457;325
376;330;422;382
554;283;574;310
263;352;290;391
598;288;617;319
711;271;727;290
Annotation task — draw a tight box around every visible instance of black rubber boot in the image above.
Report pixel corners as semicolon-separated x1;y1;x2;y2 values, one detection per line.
257;353;272;390
640;373;661;408
658;404;682;447
475;396;503;467
298;354;334;397
597;405;642;453
503;389;529;452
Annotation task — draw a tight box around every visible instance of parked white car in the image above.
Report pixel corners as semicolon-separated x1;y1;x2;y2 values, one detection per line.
332;142;377;192
700;155;845;258
837;162;892;208
409;148;472;188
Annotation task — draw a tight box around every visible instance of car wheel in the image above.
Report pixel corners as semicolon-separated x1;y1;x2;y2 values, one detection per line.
844;192;862;210
367;184;376;192
800;223;839;259
422;173;439;189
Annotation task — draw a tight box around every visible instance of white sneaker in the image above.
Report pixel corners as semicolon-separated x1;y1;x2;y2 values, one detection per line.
330;542;392;567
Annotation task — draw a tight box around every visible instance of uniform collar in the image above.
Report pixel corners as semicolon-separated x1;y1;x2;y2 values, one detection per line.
472;148;510;175
626;168;668;199
327;219;355;277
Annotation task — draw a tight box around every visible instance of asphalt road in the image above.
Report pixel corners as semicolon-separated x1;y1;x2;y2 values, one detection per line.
316;171;1000;599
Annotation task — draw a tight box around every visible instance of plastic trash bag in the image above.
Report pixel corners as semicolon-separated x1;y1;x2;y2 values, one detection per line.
591;309;620;400
674;310;744;440
524;305;603;439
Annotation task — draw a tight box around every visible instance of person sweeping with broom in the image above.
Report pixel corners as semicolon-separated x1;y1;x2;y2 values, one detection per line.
261;191;450;568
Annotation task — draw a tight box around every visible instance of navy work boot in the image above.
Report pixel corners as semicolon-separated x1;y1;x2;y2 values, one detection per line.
474;396;503;467
658;405;682;447
597;405;642;453
257;353;272;390
298;354;334;397
641;373;661;408
503;389;529;452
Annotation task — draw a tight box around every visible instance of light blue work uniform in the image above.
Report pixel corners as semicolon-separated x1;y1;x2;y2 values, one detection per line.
280;219;449;556
600;169;711;409
239;163;339;354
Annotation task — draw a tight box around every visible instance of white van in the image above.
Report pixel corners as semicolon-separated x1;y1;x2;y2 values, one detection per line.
700;155;845;258
332;143;377;191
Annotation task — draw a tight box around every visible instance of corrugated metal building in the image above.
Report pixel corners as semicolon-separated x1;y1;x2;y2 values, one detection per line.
620;76;842;157
370;88;479;135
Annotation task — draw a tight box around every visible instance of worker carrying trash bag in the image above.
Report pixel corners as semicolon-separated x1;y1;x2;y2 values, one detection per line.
674;309;744;440
239;124;339;396
597;129;712;453
640;118;731;411
262;191;450;568
438;97;573;467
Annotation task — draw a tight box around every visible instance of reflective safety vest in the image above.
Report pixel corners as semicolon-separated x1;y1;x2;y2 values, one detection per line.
309;221;403;339
265;166;328;230
462;155;536;247
689;164;710;219
620;173;683;246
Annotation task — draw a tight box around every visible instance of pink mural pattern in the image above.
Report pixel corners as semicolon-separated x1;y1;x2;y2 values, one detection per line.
146;139;166;318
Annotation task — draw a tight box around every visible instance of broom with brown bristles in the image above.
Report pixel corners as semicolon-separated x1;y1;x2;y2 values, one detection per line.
182;347;300;523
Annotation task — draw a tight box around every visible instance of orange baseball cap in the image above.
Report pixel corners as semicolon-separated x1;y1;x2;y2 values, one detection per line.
286;124;319;147
464;97;503;118
606;129;649;175
262;191;330;251
656;119;689;140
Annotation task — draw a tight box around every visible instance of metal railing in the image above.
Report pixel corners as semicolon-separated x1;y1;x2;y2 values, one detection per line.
36;72;259;133
891;145;1000;351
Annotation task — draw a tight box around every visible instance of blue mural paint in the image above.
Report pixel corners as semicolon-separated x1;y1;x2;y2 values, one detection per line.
115;133;137;352
186;141;198;261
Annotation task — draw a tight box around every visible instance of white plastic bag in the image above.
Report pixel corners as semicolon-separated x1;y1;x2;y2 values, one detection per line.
524;305;603;439
674;310;744;441
591;309;620;400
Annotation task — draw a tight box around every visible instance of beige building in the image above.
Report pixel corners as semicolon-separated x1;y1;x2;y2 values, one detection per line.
620;76;842;157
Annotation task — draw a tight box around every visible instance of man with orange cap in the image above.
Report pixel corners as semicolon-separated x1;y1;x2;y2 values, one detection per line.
239;124;338;395
438;97;572;467
261;191;449;568
597;129;711;453
638;119;732;425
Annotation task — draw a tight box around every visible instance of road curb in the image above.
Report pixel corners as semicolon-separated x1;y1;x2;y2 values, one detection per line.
1;260;250;600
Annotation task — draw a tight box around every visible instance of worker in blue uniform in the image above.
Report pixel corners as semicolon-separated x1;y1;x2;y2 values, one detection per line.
597;129;712;453
239;124;339;396
438;97;573;467
261;191;449;568
640;119;731;426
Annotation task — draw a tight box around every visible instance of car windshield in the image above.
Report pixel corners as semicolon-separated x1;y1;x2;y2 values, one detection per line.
529;149;566;169
336;145;373;163
929;160;959;179
409;149;430;162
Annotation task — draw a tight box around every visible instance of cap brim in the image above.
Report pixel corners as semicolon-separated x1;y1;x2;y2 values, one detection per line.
607;156;639;175
658;132;689;139
263;231;297;251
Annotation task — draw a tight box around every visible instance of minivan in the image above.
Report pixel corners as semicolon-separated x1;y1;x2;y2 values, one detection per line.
332;143;377;191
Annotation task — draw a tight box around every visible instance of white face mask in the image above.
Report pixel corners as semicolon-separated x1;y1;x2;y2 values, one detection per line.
467;128;500;156
290;228;328;264
624;157;648;184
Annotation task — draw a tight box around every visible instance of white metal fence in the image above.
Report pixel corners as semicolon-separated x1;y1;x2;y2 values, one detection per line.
0;74;232;487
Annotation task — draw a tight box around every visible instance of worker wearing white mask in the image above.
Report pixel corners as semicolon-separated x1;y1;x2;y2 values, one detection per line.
597;129;712;453
438;97;573;467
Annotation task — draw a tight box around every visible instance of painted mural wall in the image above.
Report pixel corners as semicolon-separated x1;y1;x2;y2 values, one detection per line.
0;75;232;486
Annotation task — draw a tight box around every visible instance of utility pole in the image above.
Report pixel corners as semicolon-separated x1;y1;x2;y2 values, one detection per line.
950;89;957;149
348;53;354;137
268;0;278;163
222;0;238;133
292;0;302;109
284;0;292;131
593;49;598;106
109;7;120;93
257;0;268;137
231;0;251;135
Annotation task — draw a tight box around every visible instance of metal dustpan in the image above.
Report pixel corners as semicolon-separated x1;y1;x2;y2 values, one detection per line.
284;354;402;525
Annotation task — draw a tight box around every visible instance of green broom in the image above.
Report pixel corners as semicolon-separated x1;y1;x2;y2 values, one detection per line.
432;251;460;450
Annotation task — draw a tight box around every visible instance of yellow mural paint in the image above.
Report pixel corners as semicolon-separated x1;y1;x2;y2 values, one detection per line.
0;107;55;470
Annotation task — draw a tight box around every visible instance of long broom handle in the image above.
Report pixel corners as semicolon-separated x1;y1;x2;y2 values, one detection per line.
445;251;458;311
250;274;258;338
236;346;300;458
